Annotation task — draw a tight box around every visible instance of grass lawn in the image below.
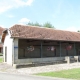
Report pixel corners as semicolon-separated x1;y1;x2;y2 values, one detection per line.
0;58;3;63
0;53;3;56
36;68;80;80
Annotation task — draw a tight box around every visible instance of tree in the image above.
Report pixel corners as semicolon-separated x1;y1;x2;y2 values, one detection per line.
27;22;34;26
78;30;80;32
43;22;54;28
27;22;42;27
27;22;55;28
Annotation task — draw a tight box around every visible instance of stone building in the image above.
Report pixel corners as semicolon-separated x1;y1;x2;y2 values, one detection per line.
1;24;80;66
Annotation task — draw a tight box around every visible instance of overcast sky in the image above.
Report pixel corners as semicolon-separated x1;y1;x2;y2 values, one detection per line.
0;0;80;32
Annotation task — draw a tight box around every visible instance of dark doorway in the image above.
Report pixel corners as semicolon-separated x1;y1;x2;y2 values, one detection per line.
78;49;80;55
5;47;7;62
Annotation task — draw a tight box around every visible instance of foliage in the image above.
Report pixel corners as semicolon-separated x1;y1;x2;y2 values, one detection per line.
0;58;3;63
36;68;80;79
78;30;80;32
27;22;42;27
0;53;3;56
43;22;54;28
27;22;55;28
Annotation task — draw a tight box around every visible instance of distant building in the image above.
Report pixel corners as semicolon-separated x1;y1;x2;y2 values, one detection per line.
0;27;4;53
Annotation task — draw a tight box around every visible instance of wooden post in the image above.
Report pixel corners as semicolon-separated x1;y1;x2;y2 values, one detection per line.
60;42;61;57
40;41;43;58
66;50;68;56
74;42;76;56
67;56;70;64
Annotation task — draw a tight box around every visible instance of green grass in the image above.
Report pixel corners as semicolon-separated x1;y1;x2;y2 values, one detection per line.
0;58;3;63
0;53;3;56
36;68;80;80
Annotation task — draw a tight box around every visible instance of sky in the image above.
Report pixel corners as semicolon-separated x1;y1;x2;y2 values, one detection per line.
0;0;80;32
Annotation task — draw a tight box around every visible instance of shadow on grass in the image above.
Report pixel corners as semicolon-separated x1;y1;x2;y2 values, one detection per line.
0;57;3;63
0;53;3;56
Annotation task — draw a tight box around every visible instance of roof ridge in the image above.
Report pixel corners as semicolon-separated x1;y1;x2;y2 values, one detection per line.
10;24;79;34
2;24;80;42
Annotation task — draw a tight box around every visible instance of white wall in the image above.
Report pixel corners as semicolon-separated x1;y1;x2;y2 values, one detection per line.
3;30;13;65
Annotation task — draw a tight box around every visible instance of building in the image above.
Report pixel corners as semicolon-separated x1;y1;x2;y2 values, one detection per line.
0;27;4;53
1;24;80;66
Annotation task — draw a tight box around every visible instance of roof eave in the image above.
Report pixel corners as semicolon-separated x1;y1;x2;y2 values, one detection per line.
1;29;8;43
10;36;80;42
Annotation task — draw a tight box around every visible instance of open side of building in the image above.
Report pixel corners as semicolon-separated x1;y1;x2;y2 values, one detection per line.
1;24;80;66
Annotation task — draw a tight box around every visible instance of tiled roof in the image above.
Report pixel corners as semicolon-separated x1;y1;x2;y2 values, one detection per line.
0;44;3;47
0;27;4;35
10;24;80;42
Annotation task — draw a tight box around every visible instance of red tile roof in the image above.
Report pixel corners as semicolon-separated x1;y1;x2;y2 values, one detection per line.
0;27;4;35
9;24;80;42
0;44;3;47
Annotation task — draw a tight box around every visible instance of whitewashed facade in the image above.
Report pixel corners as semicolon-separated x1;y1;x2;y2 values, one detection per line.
3;30;13;65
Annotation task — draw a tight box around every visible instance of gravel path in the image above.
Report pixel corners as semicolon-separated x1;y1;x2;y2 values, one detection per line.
0;62;80;75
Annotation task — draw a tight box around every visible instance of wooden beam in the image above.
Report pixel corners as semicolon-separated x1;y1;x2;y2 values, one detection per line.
40;41;43;58
60;42;61;57
74;42;76;56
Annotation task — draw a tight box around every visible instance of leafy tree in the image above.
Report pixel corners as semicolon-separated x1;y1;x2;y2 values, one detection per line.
43;22;54;28
34;22;42;27
27;22;42;27
27;22;34;25
78;30;80;32
27;22;55;28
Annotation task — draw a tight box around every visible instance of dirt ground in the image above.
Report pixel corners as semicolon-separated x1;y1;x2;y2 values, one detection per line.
0;62;80;75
